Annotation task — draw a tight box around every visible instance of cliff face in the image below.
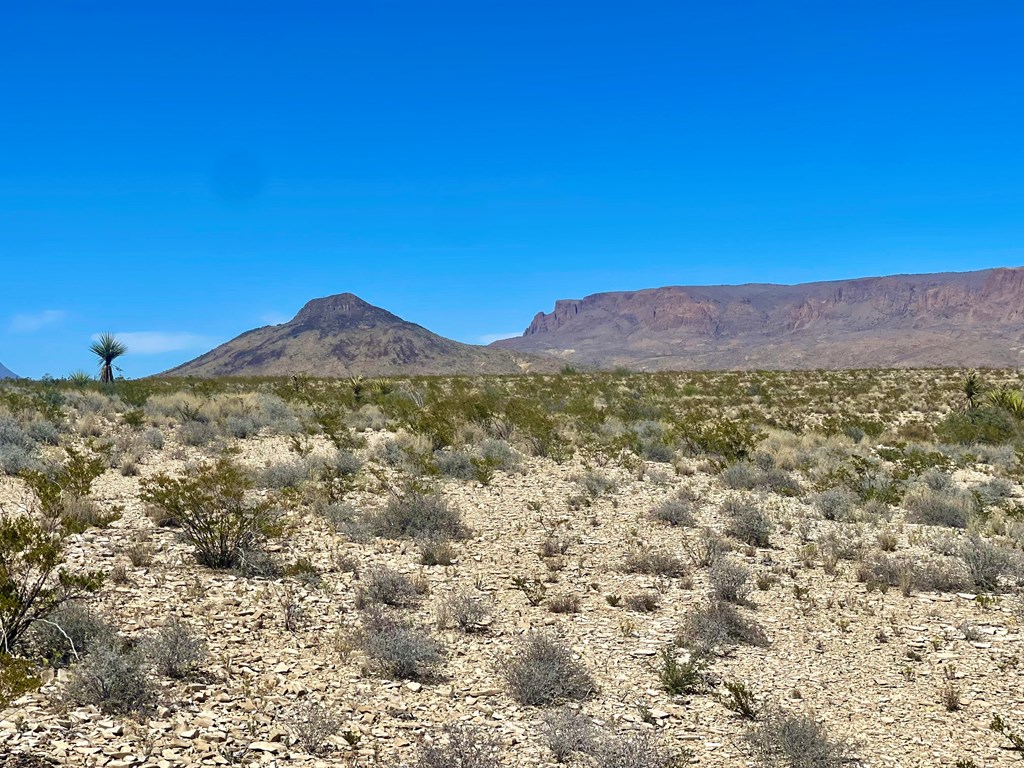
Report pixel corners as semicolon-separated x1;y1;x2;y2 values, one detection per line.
164;293;560;378
496;268;1024;370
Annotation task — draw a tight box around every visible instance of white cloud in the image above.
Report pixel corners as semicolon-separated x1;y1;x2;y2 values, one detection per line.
95;332;218;355
477;331;520;344
10;310;67;333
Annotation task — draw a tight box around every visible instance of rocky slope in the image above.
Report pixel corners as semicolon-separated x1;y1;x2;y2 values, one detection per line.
164;293;559;377
0;362;17;378
494;267;1024;370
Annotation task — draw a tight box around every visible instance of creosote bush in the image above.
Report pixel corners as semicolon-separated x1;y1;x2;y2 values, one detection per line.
140;459;281;569
0;512;104;652
502;633;596;706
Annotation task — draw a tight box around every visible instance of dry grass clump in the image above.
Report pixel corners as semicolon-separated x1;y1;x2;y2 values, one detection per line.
63;640;155;715
143;617;207;679
709;557;753;604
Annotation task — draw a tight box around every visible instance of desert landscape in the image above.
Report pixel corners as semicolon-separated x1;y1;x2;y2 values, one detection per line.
3;367;1024;767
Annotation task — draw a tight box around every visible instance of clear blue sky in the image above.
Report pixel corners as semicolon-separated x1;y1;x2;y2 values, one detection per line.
2;2;1023;378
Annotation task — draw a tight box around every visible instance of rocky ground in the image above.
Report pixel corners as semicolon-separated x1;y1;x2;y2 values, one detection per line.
2;372;1024;767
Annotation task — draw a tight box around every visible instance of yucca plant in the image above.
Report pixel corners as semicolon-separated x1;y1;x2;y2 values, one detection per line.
985;386;1024;420
89;333;127;384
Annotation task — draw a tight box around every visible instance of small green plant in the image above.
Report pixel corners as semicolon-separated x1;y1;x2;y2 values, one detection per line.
991;713;1024;751
719;679;759;720
658;646;710;695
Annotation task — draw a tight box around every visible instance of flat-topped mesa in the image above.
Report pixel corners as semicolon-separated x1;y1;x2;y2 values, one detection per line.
495;266;1024;370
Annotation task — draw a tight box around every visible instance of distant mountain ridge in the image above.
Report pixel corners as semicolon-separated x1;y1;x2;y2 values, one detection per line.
493;267;1024;370
0;362;16;379
164;293;560;377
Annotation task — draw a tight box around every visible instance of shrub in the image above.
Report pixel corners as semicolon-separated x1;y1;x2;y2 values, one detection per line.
651;497;694;527
366;489;468;541
547;593;581;614
936;407;1018;446
622;547;689;578
724;500;774;547
356;566;422;608
745;709;853;768
416;725;505;768
436;589;493;632
542;708;598;763
21;602;115;667
624;592;661;613
677;599;768;655
312;449;362;503
904;488;975;529
720;679;760;720
658;646;711;695
258;459;310;489
290;702;342;755
64;640;154;715
434;450;477;480
958;536;1020;591
359;609;443;680
419;538;456;566
140;459;280;569
0;444;40;475
0;513;104;651
0;654;40;708
576;470;617;498
688;528;731;567
591;731;688;768
144;618;207;679
477;438;522;473
178;420;217;446
710;558;752;604
814;490;856;522
502;633;596;706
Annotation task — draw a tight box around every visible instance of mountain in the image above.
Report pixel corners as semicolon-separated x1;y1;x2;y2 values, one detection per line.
164;293;560;378
0;362;16;379
493;267;1024;370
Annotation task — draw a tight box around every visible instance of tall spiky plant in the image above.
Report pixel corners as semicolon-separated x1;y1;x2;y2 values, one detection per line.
961;370;982;412
90;333;127;384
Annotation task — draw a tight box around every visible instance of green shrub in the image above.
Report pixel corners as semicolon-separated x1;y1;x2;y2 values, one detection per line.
0;514;103;651
936;407;1018;446
140;459;281;569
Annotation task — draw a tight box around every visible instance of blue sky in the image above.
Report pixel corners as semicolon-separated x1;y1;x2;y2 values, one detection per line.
2;2;1023;378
